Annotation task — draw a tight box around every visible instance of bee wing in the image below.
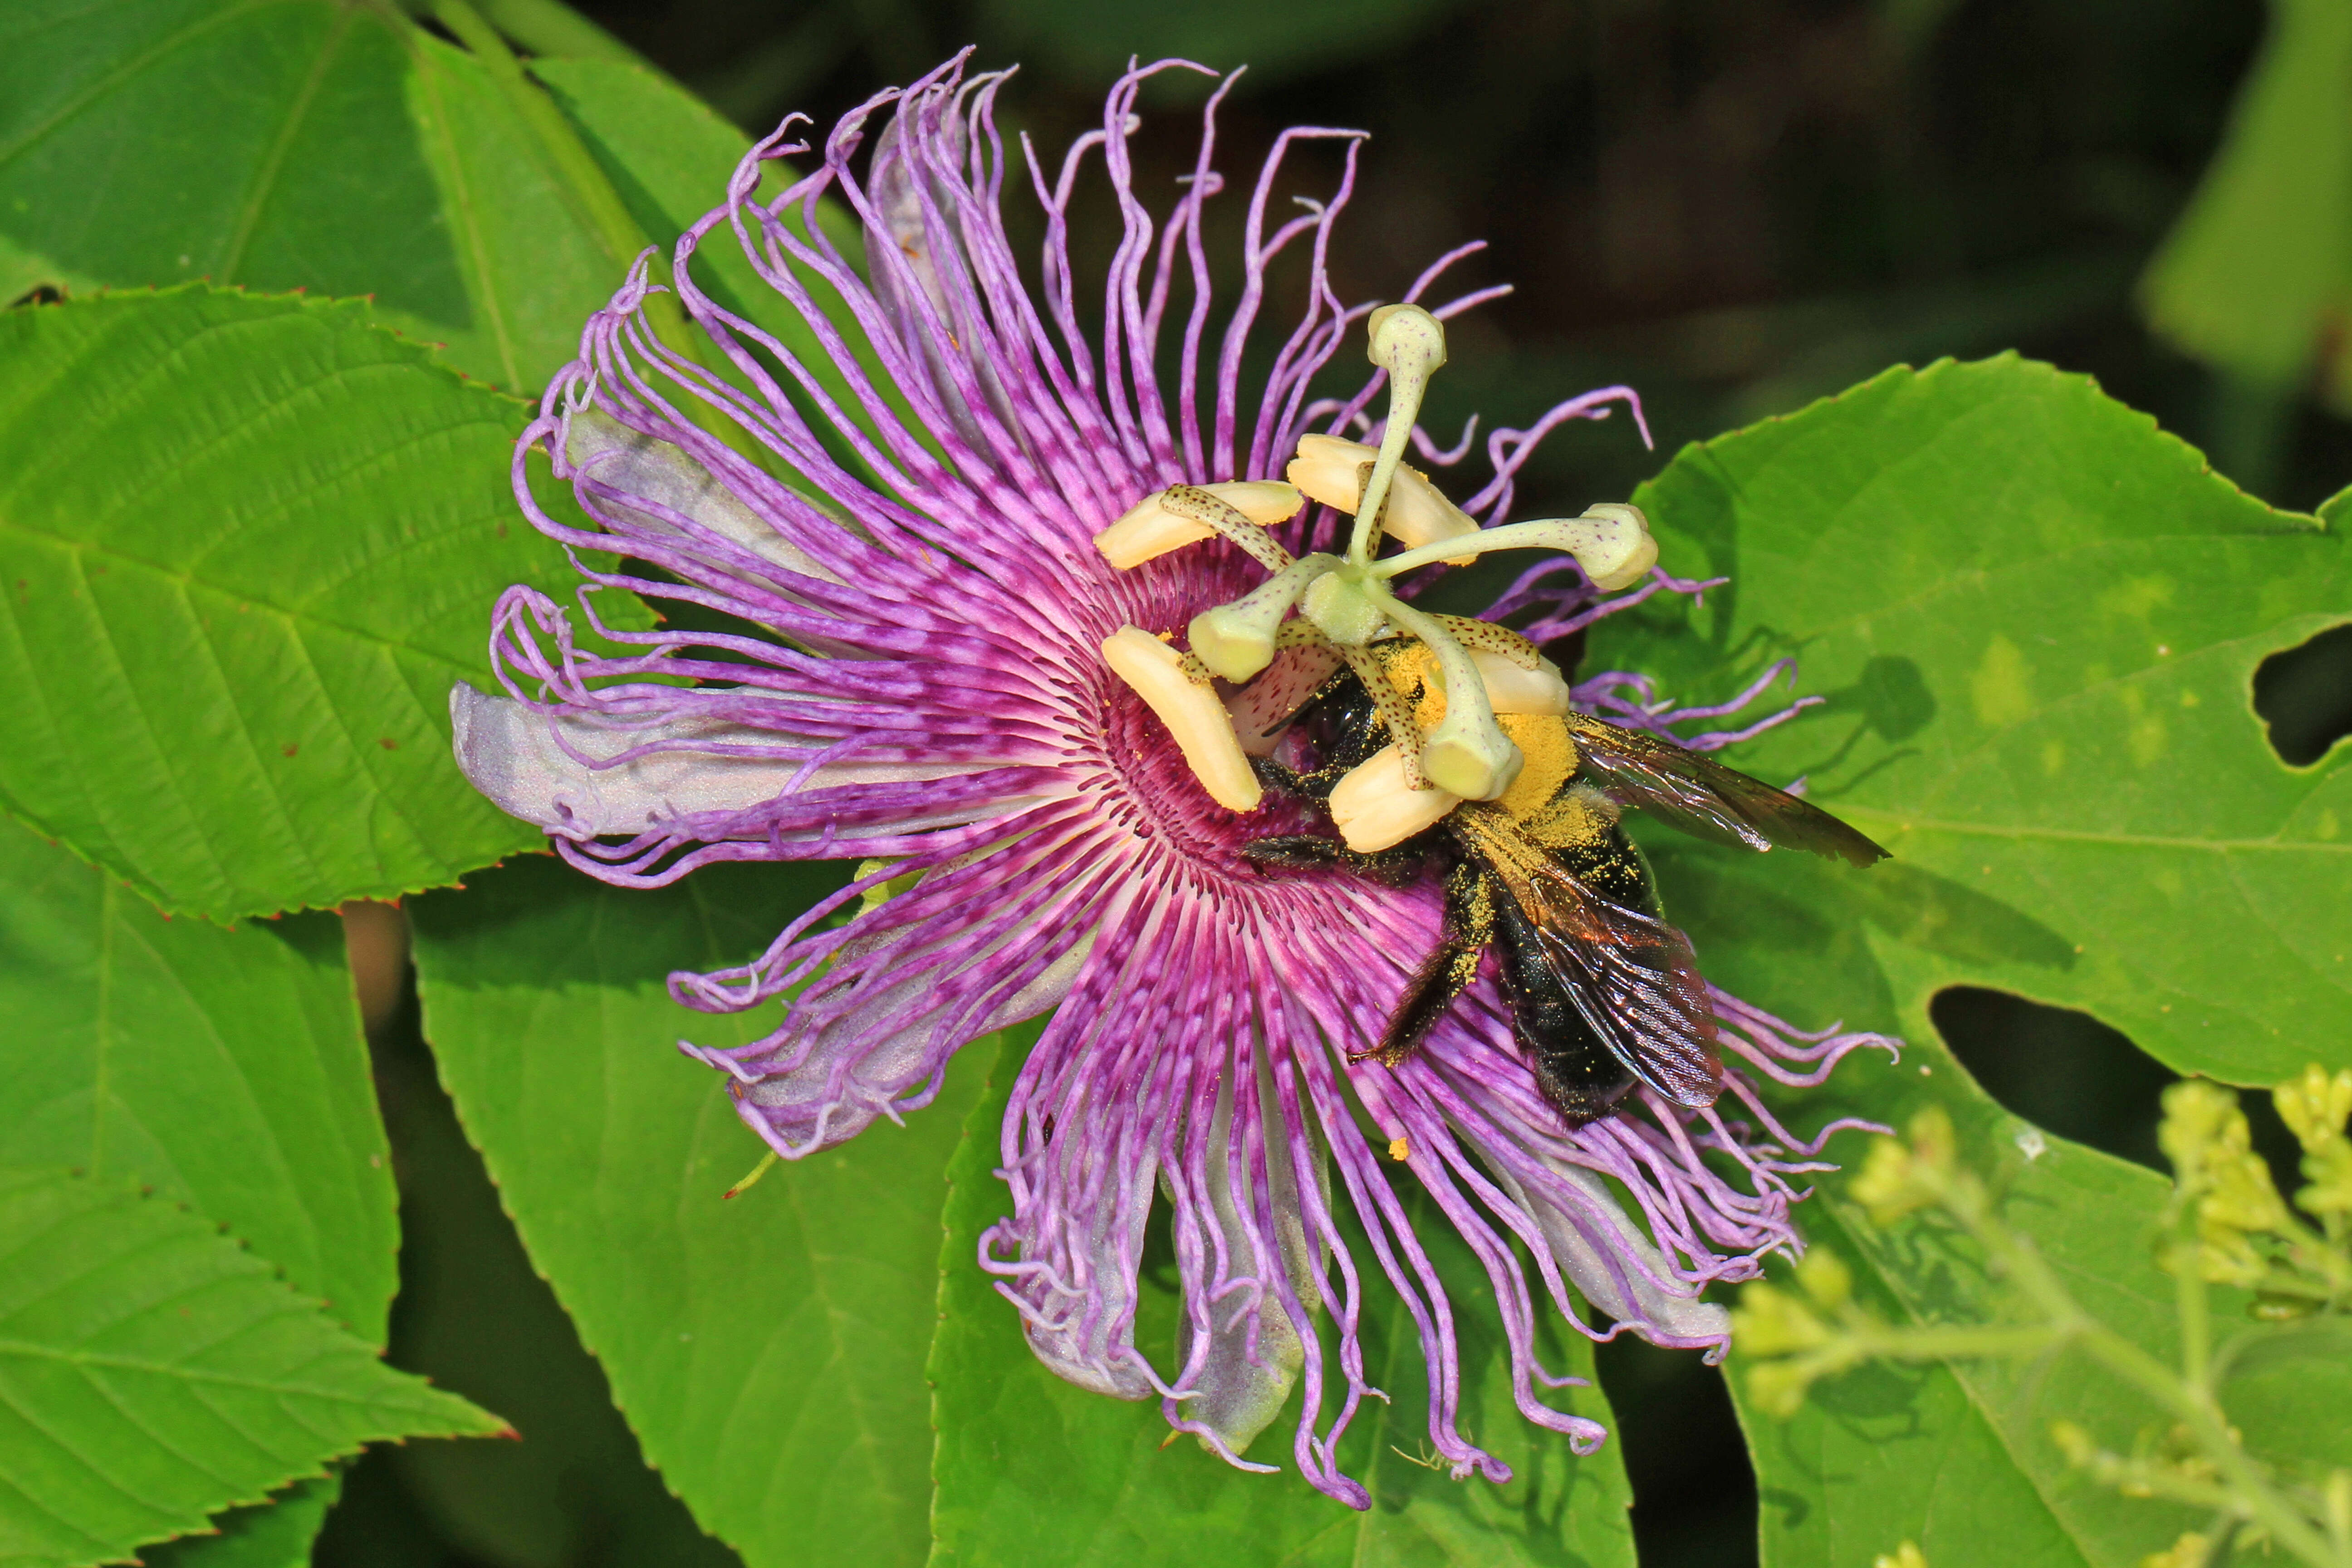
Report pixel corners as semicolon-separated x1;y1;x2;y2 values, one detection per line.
1563;712;1890;868
1455;810;1722;1108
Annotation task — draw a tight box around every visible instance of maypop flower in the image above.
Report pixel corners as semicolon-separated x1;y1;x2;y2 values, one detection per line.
452;55;1896;1505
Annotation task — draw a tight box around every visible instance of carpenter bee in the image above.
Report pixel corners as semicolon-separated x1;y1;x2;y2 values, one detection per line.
1247;638;1887;1126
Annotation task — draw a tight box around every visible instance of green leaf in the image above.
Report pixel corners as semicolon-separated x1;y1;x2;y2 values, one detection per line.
1648;832;2208;1567
0;286;645;921
2138;0;2352;406
396;21;631;392
1737;1352;2085;1568
0;0;464;330
1610;354;2350;1086
0;823;397;1338
0;1166;502;1568
137;1476;342;1568
0;820;393;1563
2215;1316;2352;1476
927;1033;1637;1568
1579;355;2348;1562
364;1001;739;1568
0;0;761;393
407;854;978;1568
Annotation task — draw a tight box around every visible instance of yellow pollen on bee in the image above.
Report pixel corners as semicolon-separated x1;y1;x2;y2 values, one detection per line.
1494;714;1575;819
1387;642;1571;720
1372;643;1576;823
1388;1137;1411;1162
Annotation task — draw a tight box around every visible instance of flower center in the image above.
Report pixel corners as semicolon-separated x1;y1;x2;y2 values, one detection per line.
1092;306;1660;839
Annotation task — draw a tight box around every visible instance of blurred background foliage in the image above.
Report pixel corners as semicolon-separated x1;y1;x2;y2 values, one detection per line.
85;0;2333;1561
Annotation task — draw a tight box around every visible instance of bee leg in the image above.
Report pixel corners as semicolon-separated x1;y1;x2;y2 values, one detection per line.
1364;863;1491;1068
1242;833;1433;887
1250;755;1310;795
1241;834;1353;870
1250;754;1352;802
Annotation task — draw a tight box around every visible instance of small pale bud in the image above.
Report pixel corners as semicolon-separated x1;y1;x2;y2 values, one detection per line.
1095;481;1303;569
2159;1079;2244;1188
2274;1064;2352;1154
1100;627;1262;812
1728;1281;1832;1358
1328;744;1461;851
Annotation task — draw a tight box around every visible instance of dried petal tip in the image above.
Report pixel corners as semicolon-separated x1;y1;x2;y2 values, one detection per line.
1100;627;1262;812
450;684;802;837
1096;482;1303;569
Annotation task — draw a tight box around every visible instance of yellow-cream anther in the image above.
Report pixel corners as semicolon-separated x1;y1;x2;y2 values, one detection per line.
1328;744;1462;851
1477;651;1573;715
1101;627;1263;813
1287;434;1480;564
1095;481;1303;569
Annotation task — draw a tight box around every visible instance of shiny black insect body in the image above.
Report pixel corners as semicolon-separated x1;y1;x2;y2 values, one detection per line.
1248;644;1887;1126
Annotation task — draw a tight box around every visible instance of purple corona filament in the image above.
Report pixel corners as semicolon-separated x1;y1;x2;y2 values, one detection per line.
451;53;1896;1506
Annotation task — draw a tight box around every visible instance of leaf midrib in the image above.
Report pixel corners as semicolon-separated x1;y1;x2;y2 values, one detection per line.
3;508;494;683
0;1335;430;1405
216;5;355;283
1846;808;2352;855
0;0;283;170
404;34;522;389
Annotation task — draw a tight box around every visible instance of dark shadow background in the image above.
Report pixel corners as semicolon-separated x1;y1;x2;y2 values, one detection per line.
303;2;2352;1565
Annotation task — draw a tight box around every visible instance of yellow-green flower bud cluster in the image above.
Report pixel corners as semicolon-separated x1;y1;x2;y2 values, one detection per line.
2156;1070;2352;1314
2276;1064;2352;1228
1849;1105;1960;1225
